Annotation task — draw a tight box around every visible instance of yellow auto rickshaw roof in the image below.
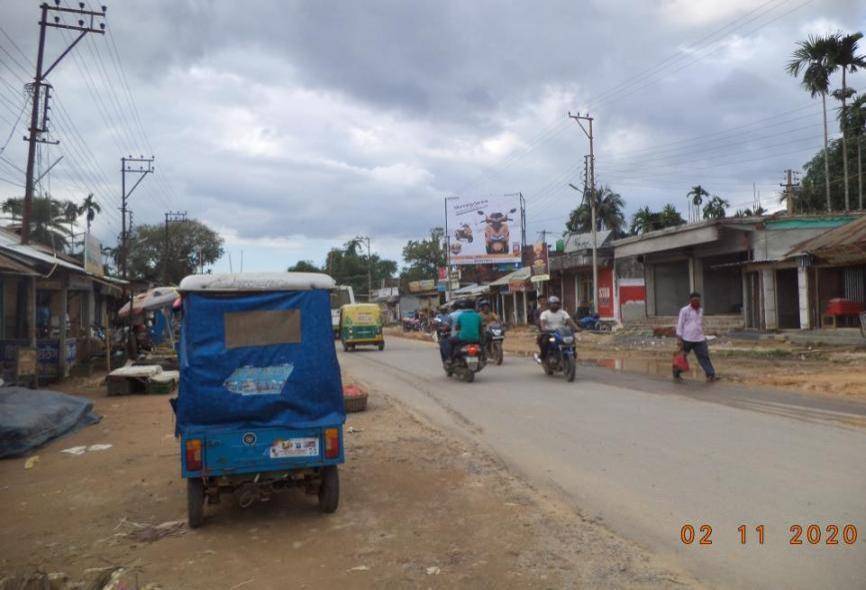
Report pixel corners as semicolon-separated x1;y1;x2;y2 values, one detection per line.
340;303;381;313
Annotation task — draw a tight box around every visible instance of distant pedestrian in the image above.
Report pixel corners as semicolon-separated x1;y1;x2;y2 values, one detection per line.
675;292;718;382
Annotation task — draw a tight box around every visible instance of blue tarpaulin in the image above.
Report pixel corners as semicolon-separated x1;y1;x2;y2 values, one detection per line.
0;388;100;458
175;289;344;433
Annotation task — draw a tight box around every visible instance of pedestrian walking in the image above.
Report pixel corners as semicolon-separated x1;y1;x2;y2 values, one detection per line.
674;292;718;382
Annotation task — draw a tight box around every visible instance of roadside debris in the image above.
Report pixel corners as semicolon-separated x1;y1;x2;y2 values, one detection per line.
61;444;113;456
426;566;441;575
347;565;370;572
119;519;187;543
24;455;39;469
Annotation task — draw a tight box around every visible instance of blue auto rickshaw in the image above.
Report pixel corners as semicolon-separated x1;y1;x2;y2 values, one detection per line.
173;272;345;528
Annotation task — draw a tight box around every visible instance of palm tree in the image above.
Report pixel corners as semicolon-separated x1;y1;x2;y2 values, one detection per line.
63;200;79;242
595;185;626;234
702;196;729;220
827;32;866;210
79;193;101;234
686;185;709;222
841;95;866;209
788;34;835;212
2;196;71;250
630;206;655;235
659;204;685;228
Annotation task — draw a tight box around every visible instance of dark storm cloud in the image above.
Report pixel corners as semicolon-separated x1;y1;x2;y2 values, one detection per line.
0;0;863;265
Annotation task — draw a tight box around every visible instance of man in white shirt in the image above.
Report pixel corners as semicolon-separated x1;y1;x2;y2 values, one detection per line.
534;296;577;363
675;292;717;382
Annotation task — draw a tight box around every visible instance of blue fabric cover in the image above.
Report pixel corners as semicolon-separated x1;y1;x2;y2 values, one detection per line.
175;289;344;433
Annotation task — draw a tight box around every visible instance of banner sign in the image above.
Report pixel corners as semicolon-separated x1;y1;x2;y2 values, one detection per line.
446;196;522;265
83;233;103;277
526;242;549;279
408;279;436;293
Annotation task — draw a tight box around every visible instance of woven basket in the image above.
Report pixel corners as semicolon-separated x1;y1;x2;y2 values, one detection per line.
344;392;368;413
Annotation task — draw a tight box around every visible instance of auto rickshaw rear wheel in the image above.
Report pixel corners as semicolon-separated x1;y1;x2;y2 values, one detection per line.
318;466;339;513
187;478;205;528
377;341;385;351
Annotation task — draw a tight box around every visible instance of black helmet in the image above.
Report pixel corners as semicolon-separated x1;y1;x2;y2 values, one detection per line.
477;299;490;308
455;298;473;310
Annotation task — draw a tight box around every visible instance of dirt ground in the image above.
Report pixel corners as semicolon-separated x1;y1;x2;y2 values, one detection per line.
390;327;866;399
0;373;698;589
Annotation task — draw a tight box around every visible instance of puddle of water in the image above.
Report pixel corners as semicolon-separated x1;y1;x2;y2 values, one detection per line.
588;357;705;380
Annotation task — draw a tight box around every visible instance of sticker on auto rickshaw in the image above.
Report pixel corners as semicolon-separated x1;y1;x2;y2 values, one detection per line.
269;438;319;459
223;364;294;395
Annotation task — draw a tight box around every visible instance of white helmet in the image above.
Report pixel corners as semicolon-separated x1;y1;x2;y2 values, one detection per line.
548;296;561;305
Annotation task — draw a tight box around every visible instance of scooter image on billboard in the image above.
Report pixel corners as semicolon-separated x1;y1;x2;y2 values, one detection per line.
477;208;517;255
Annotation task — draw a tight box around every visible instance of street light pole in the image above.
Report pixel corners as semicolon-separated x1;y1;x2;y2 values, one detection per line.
356;235;373;302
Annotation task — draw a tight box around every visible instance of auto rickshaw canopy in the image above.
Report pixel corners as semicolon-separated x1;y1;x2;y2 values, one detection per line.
174;273;344;434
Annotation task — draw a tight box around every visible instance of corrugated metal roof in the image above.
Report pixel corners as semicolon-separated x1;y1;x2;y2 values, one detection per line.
0;252;38;275
489;266;531;286
787;216;866;264
0;227;86;273
563;230;613;252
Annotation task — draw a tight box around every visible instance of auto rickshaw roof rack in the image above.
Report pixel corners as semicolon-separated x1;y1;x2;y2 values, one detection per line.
179;272;336;292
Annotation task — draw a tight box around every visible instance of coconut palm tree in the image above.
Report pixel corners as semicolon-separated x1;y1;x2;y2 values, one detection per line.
79;193;101;234
630;206;655;235
686;185;709;222
827;31;866;210
659;204;685;228
595;185;626;234
63;200;79;242
2;196;71;250
787;34;836;212
702;196;730;220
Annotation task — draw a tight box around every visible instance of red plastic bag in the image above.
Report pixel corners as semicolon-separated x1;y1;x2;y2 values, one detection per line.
673;352;690;372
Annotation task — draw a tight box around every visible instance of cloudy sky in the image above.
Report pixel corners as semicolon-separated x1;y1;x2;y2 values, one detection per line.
0;0;863;272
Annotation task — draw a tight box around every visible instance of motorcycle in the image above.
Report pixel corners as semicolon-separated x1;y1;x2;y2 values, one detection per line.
541;327;577;382
445;342;486;383
454;223;473;243
477;209;516;255
578;313;612;332
484;322;505;365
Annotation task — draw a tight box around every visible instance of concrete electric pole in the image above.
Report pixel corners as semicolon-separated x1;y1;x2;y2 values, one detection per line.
781;169;800;215
21;2;107;244
568;112;598;314
163;211;188;283
119;156;154;279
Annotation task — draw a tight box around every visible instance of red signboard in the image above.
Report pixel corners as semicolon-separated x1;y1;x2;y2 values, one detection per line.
597;267;614;318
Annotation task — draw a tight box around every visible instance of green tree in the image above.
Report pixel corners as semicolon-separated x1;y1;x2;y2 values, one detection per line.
79;193;101;234
827;31;866;210
837;89;866;209
795;136;863;212
400;227;446;285
702;196;729;219
629;204;685;235
788;34;837;211
287;260;321;273
565;185;626;235
127;219;224;284
324;240;397;298
686;185;709;222
2;196;72;251
63;200;79;245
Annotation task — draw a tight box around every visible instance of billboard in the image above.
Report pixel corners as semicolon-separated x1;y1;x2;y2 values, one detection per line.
446;196;522;265
526;242;549;282
83;233;103;277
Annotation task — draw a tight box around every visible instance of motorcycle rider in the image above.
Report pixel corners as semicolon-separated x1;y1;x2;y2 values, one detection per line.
477;299;499;327
534;295;578;363
442;299;482;366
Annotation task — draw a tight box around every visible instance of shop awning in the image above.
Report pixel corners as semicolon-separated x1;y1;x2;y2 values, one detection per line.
489;266;531;287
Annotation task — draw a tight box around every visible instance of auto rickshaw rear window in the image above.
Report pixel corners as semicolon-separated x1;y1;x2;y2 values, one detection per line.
224;310;301;349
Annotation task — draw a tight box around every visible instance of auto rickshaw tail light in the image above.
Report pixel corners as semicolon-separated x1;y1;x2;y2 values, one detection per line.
185;439;203;471
324;428;340;459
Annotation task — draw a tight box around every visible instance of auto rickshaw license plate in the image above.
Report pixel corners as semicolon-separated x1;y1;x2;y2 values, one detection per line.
269;438;319;459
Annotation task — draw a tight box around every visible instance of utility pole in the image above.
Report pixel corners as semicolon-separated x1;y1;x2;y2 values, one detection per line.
568;112;598;314
781;169;800;215
119;156;154;279
356;235;373;301
21;2;107;244
163;211;188;283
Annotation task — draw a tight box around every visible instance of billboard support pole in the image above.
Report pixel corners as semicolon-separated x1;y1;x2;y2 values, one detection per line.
444;196;452;302
519;192;526;255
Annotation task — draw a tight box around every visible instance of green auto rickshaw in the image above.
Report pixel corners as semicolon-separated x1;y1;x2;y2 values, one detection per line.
339;303;384;351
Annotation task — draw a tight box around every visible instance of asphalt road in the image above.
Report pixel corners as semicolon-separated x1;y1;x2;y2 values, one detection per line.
339;337;866;590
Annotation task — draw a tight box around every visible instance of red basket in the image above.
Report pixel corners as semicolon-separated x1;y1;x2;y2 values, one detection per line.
343;384;368;413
